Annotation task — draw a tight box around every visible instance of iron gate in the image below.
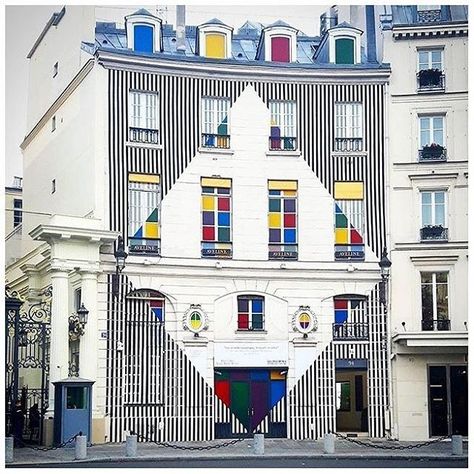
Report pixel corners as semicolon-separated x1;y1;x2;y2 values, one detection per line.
5;287;51;445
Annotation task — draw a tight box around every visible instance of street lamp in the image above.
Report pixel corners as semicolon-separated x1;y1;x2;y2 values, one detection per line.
112;235;128;297
378;246;392;306
69;303;89;340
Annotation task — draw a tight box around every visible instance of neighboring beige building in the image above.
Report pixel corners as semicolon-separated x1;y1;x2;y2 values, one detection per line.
380;5;468;441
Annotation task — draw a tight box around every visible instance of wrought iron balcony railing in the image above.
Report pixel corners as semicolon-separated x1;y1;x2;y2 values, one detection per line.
420;226;448;241
129;127;160;144
417;70;445;92
269;136;297;151
417;9;441;23
418;145;447;162
334;137;363;153
201;133;230;149
421;319;451;331
333;322;369;341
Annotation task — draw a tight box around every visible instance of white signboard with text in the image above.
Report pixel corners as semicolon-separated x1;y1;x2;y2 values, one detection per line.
214;341;288;367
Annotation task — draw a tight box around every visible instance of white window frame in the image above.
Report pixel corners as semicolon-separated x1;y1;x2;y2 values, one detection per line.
328;27;362;65
335;102;363;139
269;100;297;138
201;96;230;135
263;26;298;62
197;23;233;59
129;90;159;131
420;271;449;322
419;114;445;147
418;48;444;71
420;190;447;228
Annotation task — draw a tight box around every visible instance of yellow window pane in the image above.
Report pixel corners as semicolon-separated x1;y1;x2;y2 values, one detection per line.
202;196;215;210
268;180;297;191
334;181;364;200
145;222;159;238
206;34;225;59
283;190;297;197
201;177;231;188
129;173;160;184
270;370;286;380
335;228;349;244
268;213;282;228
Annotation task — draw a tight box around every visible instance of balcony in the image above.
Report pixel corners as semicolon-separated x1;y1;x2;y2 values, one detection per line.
422;319;451;331
417;9;441;23
420;226;448;242
201;133;230;149
269;136;297;151
334;137;363;153
417;69;445;92
333;322;369;341
129;127;159;145
418;144;446;162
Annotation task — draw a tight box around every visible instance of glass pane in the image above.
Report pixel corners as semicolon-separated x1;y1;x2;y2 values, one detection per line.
422;204;431;226
421;192;431;205
436;282;449;319
433;117;443;129
431;50;442;64
420;117;430;130
419;51;429;68
66;387;86;409
434;192;445;204
421;272;432;284
421;281;434;320
434;204;445;225
436;272;448;283
336;381;351;411
433;130;444;145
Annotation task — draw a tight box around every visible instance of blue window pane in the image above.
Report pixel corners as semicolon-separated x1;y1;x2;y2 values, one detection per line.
203;211;214;225
335;310;348;324
284;199;295;212
269;228;281;243
238;298;248;312
284;229;296;244
218;212;230;226
134;25;154;53
252;299;263;313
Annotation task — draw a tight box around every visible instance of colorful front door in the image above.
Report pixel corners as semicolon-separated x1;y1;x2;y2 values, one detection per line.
214;368;287;438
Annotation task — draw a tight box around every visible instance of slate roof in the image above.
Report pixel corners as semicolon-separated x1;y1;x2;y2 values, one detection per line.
391;5;468;26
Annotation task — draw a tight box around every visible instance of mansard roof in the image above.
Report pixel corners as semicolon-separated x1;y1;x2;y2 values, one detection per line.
391;5;468;26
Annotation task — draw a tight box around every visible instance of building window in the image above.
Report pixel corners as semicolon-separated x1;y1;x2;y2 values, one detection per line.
419;115;446;161
271;36;290;62
268;180;298;260
237;295;264;331
52;116;56;132
333;296;368;341
13;199;22;228
421;272;449;331
128;91;159;144
420;190;447;241
201;177;232;258
134;24;154;53
205;33;226;58
334;102;363;152
201;97;230;148
74;288;82;311
51;179;56;194
334;181;365;261
128;173;161;255
269;100;296;150
335;37;355;64
53;62;58;78
418;49;444;91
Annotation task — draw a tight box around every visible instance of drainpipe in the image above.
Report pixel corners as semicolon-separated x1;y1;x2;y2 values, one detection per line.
176;5;186;54
365;5;377;63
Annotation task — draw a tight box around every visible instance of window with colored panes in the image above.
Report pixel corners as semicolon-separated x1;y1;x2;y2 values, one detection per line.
202;97;230;148
333;296;368;340
269;100;297;150
129;91;159;144
237;295;264;331
271;36;290;62
134;24;154;53
205;33;226;58
268;180;298;259
128;173;161;254
335;37;355;64
334;181;365;261
201;177;232;258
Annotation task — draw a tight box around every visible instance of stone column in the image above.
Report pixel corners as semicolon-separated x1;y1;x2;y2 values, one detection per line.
79;271;99;412
48;268;70;411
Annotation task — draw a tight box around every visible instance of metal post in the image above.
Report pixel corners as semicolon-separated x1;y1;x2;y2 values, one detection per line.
126;434;138;457
5;436;14;463
451;435;463;456
323;433;335;454
75;435;87;460
253;432;264;455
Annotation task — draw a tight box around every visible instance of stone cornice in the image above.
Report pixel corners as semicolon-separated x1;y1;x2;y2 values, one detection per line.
392;22;468;40
30;224;120;245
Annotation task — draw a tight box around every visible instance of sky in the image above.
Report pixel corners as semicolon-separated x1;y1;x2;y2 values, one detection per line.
4;3;330;185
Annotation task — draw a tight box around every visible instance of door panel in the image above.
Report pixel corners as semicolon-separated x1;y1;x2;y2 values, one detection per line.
231;381;250;429
429;366;448;436
251;380;269;431
450;366;468;436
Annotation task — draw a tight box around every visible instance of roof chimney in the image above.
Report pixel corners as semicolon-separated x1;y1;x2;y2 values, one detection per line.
320;6;338;36
176;5;186;54
365;5;377;62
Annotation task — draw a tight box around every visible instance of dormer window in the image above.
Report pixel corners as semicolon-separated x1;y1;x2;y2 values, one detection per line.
327;24;362;65
197;19;233;59
259;21;298;63
125;9;162;54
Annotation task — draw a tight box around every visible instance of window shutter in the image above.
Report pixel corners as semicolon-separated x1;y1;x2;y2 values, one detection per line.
271;37;290;62
335;38;355;65
134;25;154;53
205;33;226;59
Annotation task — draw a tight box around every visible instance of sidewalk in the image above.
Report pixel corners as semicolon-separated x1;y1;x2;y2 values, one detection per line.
7;437;468;466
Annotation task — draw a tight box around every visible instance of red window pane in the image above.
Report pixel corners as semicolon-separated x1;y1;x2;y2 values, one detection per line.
238;313;249;329
284;213;296;228
334;299;348;310
203;226;215;241
350;229;363;244
218;197;230;211
271;37;290;62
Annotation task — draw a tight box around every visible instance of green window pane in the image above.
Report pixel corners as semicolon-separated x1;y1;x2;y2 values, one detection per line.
335;213;348;228
269;199;281;212
335;38;355;65
218;227;230;242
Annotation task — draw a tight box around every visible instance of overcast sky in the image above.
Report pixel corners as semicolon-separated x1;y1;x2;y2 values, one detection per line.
5;4;329;185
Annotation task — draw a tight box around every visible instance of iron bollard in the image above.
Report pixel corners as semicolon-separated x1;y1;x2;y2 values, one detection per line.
75;435;87;460
253;432;264;455
451;435;463;456
5;437;14;464
126;434;138;457
323;433;335;454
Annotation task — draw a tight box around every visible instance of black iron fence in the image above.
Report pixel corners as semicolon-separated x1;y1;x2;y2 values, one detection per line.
420;226;448;241
422;319;451;331
419;145;446;162
417;70;445;91
334;137;363;153
201;133;230;149
333;322;369;341
269;136;297;151
129;127;160;144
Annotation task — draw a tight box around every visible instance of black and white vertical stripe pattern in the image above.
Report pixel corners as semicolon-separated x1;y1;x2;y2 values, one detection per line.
334;343;368;360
